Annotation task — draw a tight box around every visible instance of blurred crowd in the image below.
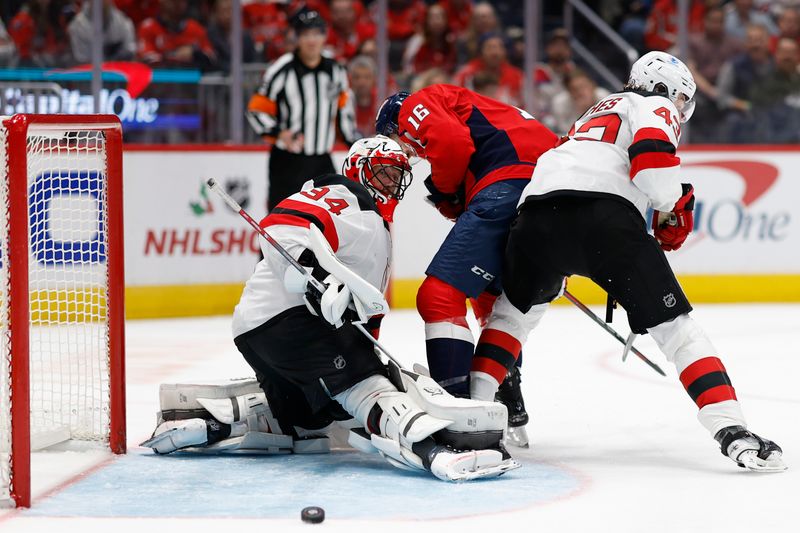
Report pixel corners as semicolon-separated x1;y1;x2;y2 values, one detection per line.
0;0;798;143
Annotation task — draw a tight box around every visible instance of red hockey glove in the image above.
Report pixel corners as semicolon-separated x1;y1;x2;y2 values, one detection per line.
653;183;695;251
428;198;464;222
424;175;465;222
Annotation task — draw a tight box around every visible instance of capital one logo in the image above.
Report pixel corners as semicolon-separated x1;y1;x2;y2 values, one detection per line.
48;62;159;124
681;159;789;245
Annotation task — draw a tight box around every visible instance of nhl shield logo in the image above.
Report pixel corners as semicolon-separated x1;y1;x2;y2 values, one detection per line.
333;355;347;370
663;293;677;308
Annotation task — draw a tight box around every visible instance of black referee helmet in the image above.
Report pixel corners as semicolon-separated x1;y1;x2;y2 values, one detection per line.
292;8;327;34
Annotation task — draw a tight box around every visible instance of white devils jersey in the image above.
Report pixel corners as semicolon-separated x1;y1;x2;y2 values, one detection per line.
521;91;685;218
232;175;391;337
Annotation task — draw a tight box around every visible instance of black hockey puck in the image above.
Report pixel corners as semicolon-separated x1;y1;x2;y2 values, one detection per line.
301;506;325;524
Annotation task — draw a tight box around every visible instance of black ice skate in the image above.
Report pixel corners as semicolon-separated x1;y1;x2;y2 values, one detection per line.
495;366;529;448
714;425;787;472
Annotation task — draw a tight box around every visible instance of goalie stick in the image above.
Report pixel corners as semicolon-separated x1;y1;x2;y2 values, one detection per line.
563;290;666;377
206;178;403;368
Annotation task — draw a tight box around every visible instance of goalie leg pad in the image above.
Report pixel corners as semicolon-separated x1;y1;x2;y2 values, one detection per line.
140;418;214;454
334;374;453;472
395;365;507;435
334;375;453;445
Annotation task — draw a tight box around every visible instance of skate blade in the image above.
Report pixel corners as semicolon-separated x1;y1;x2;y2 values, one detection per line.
740;451;788;473
504;425;529;448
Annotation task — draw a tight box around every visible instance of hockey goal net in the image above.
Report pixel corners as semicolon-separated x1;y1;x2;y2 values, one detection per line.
0;114;126;508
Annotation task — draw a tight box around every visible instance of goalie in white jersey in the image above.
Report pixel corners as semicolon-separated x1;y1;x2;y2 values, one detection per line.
475;52;786;472
142;136;520;481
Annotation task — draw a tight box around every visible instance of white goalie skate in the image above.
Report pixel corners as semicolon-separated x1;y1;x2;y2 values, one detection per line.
715;426;787;473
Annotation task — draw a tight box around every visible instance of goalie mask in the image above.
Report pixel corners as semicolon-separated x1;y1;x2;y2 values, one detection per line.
628;51;697;123
342;135;412;223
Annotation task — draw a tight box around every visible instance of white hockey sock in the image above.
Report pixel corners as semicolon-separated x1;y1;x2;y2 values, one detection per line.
470;371;500;401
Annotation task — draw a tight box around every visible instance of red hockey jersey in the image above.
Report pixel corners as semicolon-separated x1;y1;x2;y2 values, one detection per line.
397;84;557;203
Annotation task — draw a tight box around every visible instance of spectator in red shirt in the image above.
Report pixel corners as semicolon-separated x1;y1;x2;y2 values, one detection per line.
242;1;290;62
8;0;72;67
387;0;426;41
137;0;216;69
644;0;706;51
386;0;426;71
348;54;378;136
457;1;500;63
326;0;376;62
439;0;473;38
770;7;800;52
114;0;158;27
454;32;522;106
403;3;457;75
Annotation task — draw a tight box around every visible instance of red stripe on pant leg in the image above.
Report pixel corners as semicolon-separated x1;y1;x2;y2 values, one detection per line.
478;329;522;357
695;385;738;408
471;356;508;384
679;357;727;389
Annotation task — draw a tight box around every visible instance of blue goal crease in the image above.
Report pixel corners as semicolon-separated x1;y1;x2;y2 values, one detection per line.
26;450;581;520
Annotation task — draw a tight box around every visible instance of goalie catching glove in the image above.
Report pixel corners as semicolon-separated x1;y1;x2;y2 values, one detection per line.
653;183;694;251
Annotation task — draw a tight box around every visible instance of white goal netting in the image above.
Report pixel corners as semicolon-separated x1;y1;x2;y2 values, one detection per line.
0;121;114;504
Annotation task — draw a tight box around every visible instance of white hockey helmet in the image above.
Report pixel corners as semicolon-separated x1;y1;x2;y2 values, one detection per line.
628;51;697;123
342;135;412;222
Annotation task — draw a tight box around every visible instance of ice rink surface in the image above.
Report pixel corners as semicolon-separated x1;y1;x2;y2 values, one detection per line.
2;303;799;533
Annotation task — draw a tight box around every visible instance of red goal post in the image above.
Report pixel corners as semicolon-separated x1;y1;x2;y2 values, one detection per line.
0;114;126;508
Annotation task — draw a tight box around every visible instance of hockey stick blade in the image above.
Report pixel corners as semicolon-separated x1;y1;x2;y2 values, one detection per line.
563;290;666;376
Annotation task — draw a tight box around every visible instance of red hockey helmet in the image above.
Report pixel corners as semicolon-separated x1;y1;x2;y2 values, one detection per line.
342;135;412;222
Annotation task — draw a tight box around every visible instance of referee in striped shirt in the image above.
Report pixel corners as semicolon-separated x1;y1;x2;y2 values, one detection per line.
247;9;357;211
